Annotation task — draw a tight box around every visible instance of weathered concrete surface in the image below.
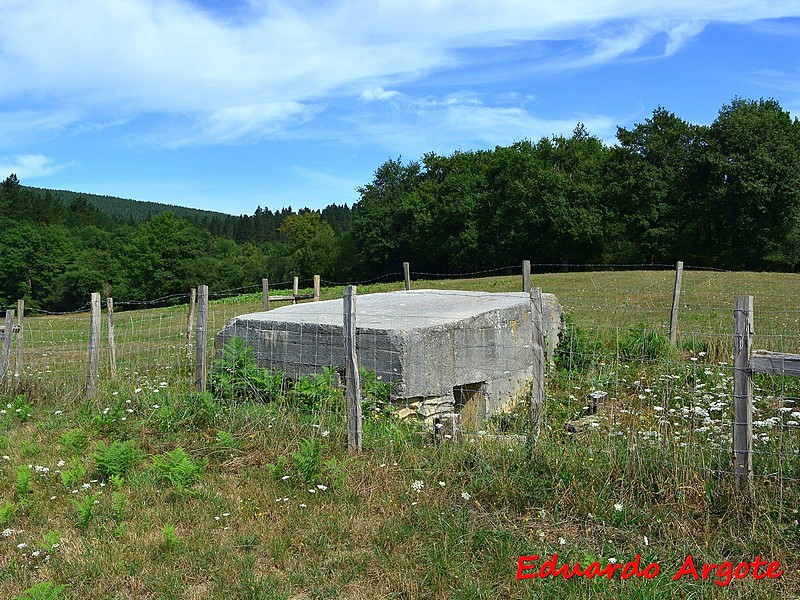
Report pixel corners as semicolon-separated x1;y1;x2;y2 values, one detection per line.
216;289;561;426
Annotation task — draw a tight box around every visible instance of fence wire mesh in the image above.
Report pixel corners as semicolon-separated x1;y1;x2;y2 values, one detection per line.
1;266;797;489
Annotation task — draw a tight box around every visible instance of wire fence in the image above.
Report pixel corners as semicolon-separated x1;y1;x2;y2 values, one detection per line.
1;263;798;490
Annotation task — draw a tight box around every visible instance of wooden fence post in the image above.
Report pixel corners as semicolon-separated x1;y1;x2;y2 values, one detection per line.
292;277;299;304
403;262;411;290
15;300;24;376
195;285;209;393
85;293;101;399
0;309;14;380
669;261;684;345
343;285;362;452
313;275;320;302
529;287;545;449
733;295;754;494
186;287;196;357
522;260;532;293
107;298;117;380
261;279;270;311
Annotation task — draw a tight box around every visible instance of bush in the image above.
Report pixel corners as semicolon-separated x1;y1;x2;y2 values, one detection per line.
287;368;342;414
210;337;284;402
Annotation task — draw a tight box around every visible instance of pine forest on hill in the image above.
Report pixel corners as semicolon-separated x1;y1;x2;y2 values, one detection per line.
1;97;799;312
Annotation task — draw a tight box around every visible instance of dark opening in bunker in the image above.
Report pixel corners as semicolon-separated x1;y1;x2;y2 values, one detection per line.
453;382;487;430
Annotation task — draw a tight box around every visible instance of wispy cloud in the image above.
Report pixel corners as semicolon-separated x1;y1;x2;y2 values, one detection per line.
0;109;85;143
348;91;617;156
360;87;403;102
664;20;707;55
0;0;797;148
0;155;76;179
136;102;320;148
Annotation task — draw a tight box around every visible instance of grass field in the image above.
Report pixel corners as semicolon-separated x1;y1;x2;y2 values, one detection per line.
0;270;798;599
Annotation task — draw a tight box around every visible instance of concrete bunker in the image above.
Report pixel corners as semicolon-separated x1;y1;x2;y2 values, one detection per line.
216;289;562;427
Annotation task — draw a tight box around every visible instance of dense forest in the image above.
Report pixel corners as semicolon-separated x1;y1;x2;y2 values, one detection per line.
2;97;799;311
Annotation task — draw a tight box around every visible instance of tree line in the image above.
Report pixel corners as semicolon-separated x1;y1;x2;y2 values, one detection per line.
350;98;800;275
2;97;798;312
0;177;349;311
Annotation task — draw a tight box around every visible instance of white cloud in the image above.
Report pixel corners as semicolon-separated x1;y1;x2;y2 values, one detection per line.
348;92;618;156
139;101;319;148
360;87;402;102
0;109;85;142
0;155;76;179
664;21;707;55
0;0;797;147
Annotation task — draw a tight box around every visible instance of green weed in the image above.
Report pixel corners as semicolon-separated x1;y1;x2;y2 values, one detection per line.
210;337;284;402
619;323;672;362
150;447;206;493
7;395;31;423
93;440;140;480
214;429;238;450
287;368;342;414
72;493;99;531
40;530;62;554
111;489;126;522
554;313;605;372
161;524;180;553
291;437;321;484
13;582;68;600
20;440;39;458
15;465;31;499
0;501;15;526
59;428;89;453
60;458;87;489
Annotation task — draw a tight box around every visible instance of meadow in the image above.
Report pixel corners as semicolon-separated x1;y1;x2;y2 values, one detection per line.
0;269;798;599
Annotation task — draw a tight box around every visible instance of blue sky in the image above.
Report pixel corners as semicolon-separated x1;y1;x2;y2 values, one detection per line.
1;1;799;215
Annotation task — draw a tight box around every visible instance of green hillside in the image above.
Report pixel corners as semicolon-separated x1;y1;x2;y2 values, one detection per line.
25;186;232;223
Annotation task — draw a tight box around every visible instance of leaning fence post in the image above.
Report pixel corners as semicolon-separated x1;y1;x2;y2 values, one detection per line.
522;260;532;293
669;260;684;345
15;300;24;376
529;287;545;449
106;298;117;380
85;293;101;399
0;309;14;381
195;285;209;393
733;295;754;494
343;285;362;452
403;262;411;290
